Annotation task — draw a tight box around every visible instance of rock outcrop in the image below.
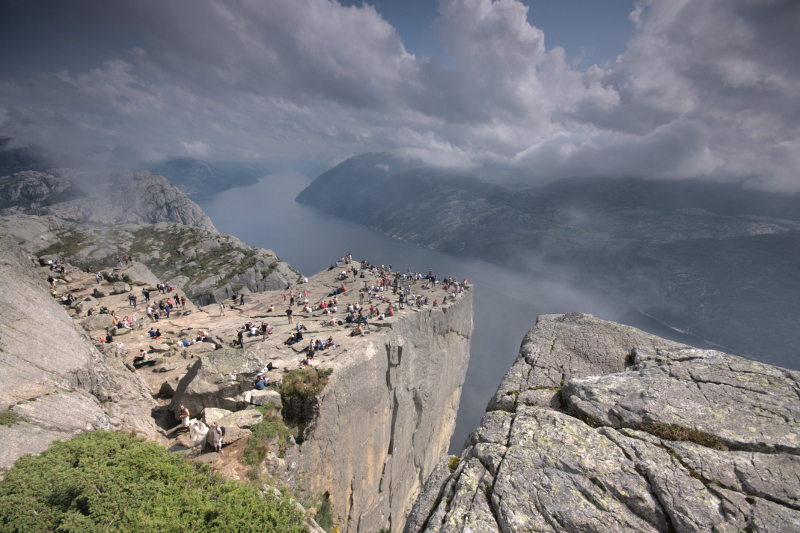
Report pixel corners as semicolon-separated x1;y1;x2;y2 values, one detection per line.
1;215;301;304
0;228;160;473
170;347;264;417
278;290;474;533
405;313;800;532
1;169;216;232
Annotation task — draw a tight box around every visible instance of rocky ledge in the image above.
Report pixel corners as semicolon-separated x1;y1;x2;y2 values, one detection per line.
405;313;800;532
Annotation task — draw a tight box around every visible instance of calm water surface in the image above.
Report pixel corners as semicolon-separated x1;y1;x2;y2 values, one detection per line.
198;172;718;452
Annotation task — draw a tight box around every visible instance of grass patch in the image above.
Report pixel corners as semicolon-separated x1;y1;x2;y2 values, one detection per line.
641;421;726;450
36;229;91;258
243;414;293;465
448;456;459;473
282;369;334;400
0;409;21;427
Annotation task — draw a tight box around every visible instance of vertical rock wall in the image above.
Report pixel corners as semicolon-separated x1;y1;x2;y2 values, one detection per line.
285;291;473;533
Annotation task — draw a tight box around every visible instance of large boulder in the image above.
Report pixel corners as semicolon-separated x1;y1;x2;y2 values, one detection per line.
251;389;281;407
112;281;131;294
202;407;233;427
217;409;263;429
406;313;800;533
169;348;263;421
79;295;98;311
78;313;114;331
104;262;160;286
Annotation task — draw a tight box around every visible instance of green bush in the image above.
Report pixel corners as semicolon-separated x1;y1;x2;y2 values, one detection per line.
0;430;308;532
0;409;21;427
313;494;334;532
281;369;333;400
243;414;293;465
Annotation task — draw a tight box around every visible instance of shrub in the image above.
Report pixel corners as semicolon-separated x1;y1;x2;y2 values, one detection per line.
281;369;333;400
314;494;334;532
243;414;293;465
0;409;21;427
0;430;308;532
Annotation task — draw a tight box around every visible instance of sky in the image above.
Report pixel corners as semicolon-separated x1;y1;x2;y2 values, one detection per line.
0;0;798;189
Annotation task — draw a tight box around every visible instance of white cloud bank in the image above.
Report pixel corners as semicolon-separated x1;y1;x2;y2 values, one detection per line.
0;0;798;188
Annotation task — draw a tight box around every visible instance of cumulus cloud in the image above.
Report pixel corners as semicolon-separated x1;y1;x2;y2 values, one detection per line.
0;0;797;188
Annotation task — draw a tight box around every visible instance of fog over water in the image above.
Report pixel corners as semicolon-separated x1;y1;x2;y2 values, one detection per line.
198;172;719;453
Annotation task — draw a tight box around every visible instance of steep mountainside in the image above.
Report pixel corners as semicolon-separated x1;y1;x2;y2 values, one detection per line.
0;228;160;473
405;313;800;532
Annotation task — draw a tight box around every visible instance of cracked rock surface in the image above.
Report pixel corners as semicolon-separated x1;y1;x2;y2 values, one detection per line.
405;313;800;532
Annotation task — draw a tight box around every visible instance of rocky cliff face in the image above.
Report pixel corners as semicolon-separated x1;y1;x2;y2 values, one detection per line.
405;313;800;532
1;169;216;232
0;229;161;474
279;291;474;533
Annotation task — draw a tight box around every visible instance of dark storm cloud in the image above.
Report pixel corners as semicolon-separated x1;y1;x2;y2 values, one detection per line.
0;0;797;187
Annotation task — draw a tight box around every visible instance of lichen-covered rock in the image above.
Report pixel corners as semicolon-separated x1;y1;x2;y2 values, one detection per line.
407;313;800;533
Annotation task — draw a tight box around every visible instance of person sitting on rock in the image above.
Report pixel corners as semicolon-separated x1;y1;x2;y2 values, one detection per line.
254;376;267;390
133;349;149;364
284;332;297;345
350;324;364;336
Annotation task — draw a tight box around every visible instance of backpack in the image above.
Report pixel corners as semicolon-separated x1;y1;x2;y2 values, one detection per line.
220;426;226;437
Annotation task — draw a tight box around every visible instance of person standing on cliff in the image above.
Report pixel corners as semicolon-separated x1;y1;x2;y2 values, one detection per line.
213;423;224;454
219;302;225;316
179;405;190;431
286;307;293;324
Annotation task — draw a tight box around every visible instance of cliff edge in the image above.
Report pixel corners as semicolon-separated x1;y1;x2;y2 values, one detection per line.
405;313;800;532
280;289;473;533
